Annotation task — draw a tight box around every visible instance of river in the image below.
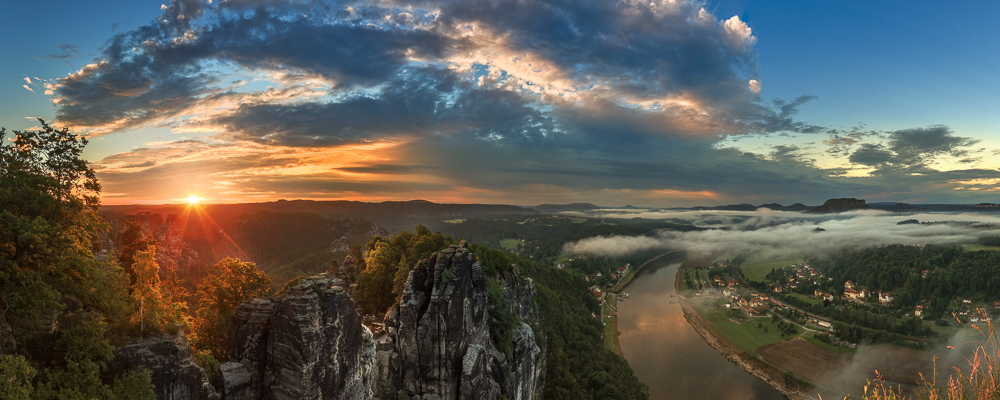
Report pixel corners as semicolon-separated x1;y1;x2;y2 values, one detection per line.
617;257;786;400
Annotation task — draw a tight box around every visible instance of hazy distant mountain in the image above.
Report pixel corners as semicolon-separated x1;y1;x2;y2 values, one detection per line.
689;203;814;211
532;203;602;211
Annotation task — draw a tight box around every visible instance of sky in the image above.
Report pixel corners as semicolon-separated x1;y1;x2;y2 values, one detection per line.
3;0;1000;207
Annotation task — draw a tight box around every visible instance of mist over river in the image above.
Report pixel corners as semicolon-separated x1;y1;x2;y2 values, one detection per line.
617;258;786;400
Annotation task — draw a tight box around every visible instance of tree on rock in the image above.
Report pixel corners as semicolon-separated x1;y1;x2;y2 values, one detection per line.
193;257;272;359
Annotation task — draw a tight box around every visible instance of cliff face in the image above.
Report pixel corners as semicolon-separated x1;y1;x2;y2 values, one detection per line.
806;198;873;213
107;333;220;400
383;242;542;400
226;275;377;400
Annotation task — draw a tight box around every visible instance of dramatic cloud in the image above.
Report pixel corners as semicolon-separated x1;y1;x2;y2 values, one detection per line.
37;0;1000;205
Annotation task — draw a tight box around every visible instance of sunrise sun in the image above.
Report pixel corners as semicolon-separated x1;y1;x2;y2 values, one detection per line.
184;194;205;205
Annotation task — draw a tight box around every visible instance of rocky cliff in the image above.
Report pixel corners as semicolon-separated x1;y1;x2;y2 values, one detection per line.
226;274;377;400
382;242;542;400
107;332;220;400
806;198;873;213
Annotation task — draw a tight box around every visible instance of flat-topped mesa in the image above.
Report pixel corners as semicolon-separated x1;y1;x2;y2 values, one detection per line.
383;241;542;400
806;198;874;213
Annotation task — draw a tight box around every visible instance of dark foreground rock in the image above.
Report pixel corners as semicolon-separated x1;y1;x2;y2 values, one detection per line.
107;332;220;400
382;242;542;400
227;274;377;400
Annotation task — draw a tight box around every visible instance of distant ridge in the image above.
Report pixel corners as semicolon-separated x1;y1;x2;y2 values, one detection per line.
689;203;814;211
533;203;601;211
806;198;873;213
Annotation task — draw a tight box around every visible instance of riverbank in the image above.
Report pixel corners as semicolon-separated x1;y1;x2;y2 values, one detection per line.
604;251;680;356
609;250;680;294
674;264;816;400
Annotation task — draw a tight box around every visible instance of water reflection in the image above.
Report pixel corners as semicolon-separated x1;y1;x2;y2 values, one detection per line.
618;259;786;400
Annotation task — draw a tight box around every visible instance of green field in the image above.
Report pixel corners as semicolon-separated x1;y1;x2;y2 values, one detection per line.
710;250;742;264
803;332;857;354
442;218;466;224
499;238;522;249
571;217;587;223
788;293;822;306
743;250;802;265
740;257;803;282
963;244;1000;252
693;301;799;352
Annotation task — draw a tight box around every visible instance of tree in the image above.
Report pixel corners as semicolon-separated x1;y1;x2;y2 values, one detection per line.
193;257;272;360
392;255;411;301
0;355;35;400
1;119;105;321
117;220;156;291
132;248;164;334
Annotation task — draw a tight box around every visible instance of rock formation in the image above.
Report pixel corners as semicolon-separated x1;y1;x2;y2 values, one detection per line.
382;242;542;400
226;274;377;400
107;332;220;400
806;198;873;213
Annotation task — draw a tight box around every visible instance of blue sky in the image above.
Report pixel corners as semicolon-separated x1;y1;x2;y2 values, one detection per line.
2;0;999;206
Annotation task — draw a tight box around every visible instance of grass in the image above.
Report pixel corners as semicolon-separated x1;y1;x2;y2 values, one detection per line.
803;332;857;355
740;257;803;282
962;244;1000;252
570;217;587;223
743;250;802;265
788;293;822;306
693;301;798;352
499;238;522;249
710;250;742;265
442;218;466;224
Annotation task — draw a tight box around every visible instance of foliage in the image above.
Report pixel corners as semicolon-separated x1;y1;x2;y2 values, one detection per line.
353;226;453;314
0;355;35;400
33;313;115;400
0;119;105;321
192;257;273;360
110;368;156;400
116;220;156;291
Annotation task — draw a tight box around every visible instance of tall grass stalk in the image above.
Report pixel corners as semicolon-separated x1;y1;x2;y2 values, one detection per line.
825;308;1000;400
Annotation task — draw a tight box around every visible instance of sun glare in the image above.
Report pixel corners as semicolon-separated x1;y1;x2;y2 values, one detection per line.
185;194;205;205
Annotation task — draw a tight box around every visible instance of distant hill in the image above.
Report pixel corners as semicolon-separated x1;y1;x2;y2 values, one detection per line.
806;198;874;213
532;203;602;211
689;203;814;212
102;199;534;232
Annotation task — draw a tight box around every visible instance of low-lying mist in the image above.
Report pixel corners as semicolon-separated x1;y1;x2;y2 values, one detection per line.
564;208;1000;257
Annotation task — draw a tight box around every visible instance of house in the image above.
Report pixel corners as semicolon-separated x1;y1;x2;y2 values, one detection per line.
596;272;602;278
556;263;565;269
844;280;856;290
879;292;893;304
845;288;860;299
859;289;871;299
922;270;930;279
617;265;629;273
818;321;832;329
814;289;825;297
728;280;739;288
824;293;834;302
915;305;924;317
714;275;722;284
